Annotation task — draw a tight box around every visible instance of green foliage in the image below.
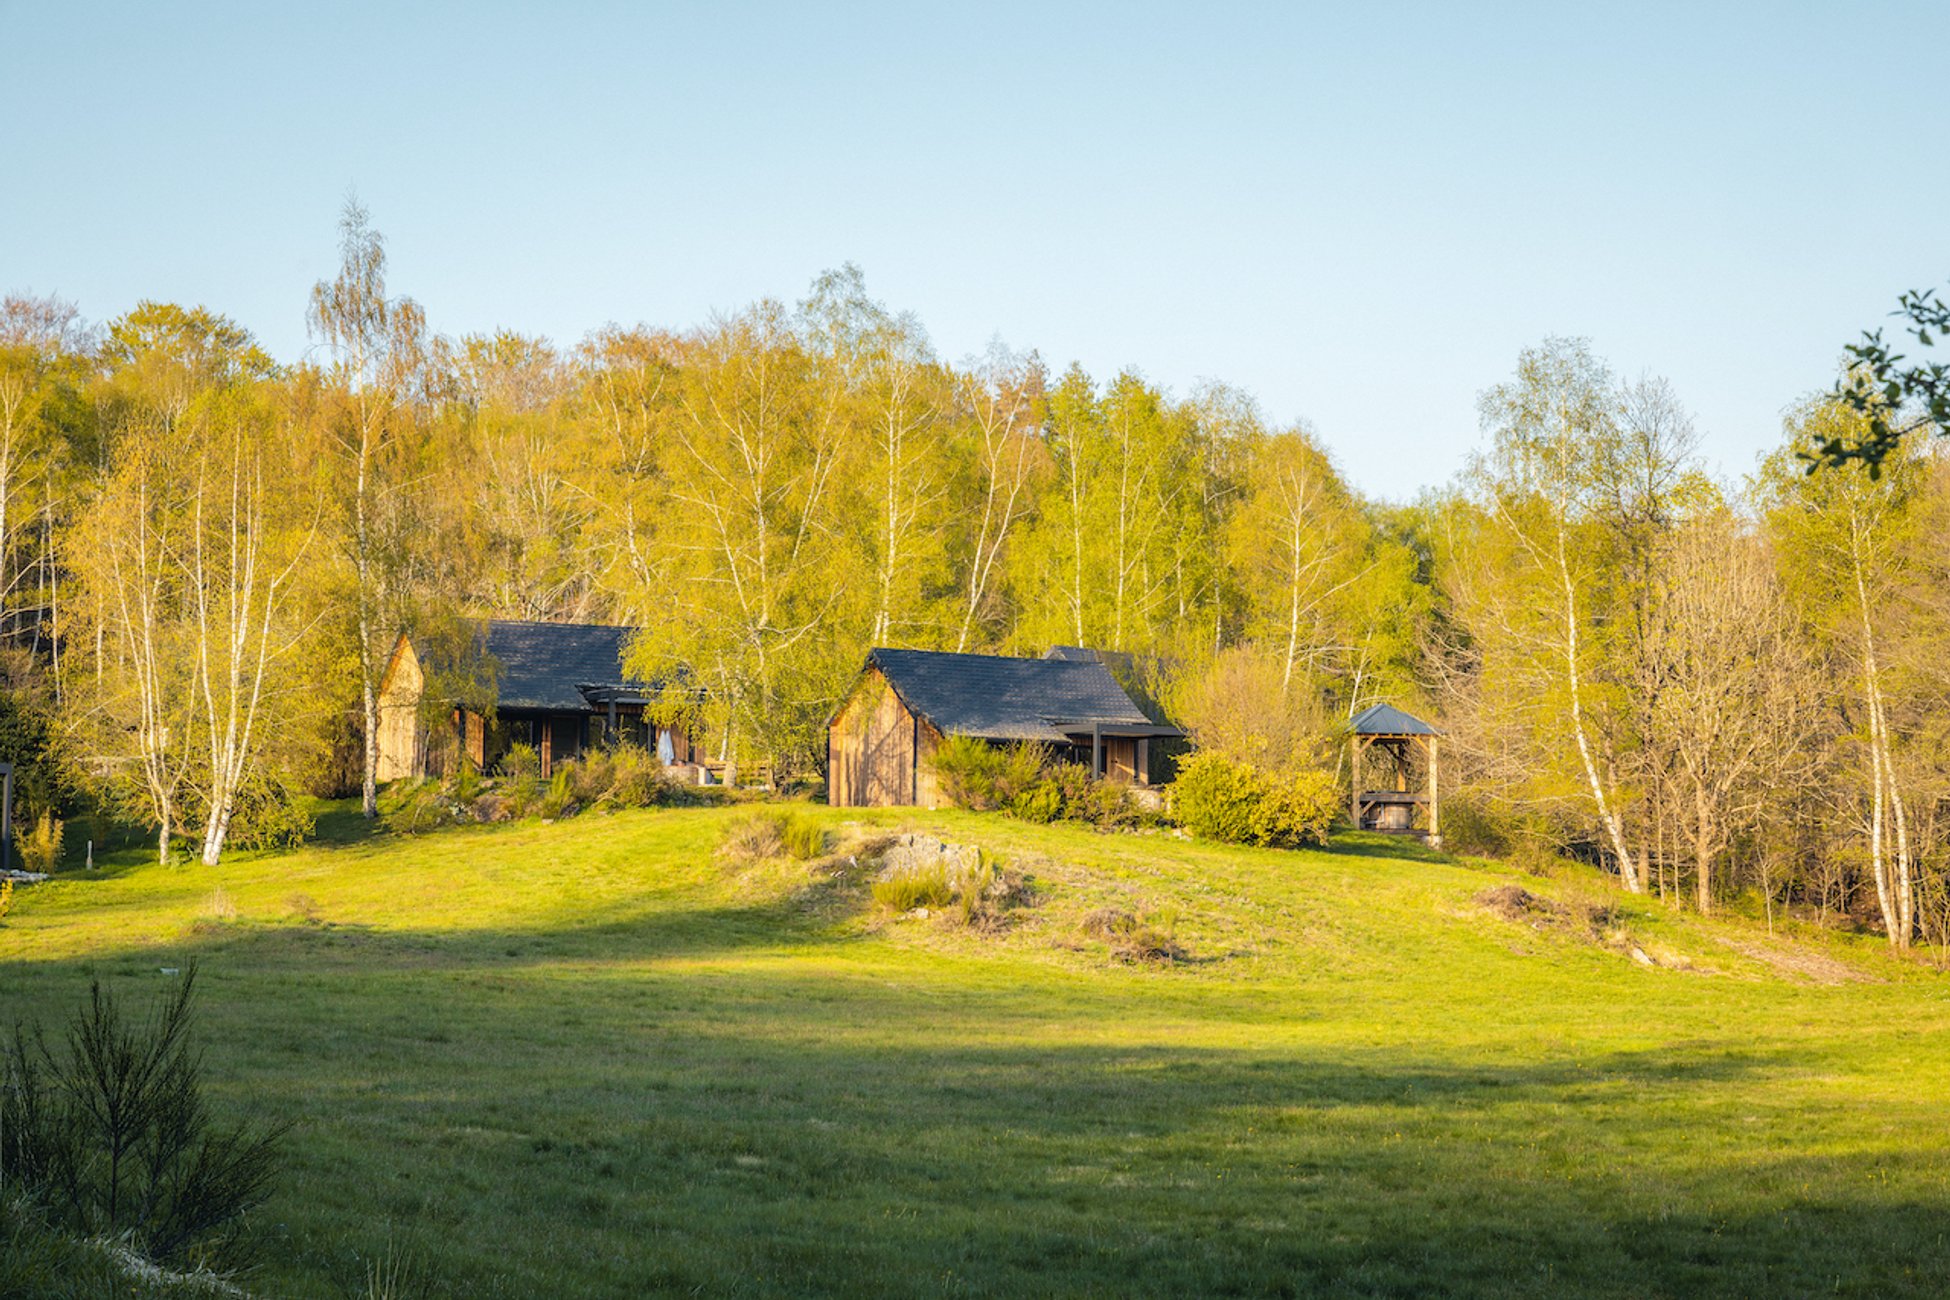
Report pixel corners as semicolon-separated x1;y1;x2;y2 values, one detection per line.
223;774;316;852
1250;768;1339;849
930;735;1008;811
932;740;1140;830
0;965;284;1272
1004;780;1064;825
1821;283;1950;473
17;811;62;874
780;814;827;861
451;759;482;803
540;770;575;820
1172;751;1335;849
499;743;541;783
1171;752;1262;844
871;861;955;912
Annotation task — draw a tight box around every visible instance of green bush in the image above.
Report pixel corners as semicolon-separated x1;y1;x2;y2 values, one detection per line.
1251;768;1338;849
930;735;1007;810
931;737;1049;812
232;777;317;852
1005;781;1064;824
499;743;541;782
1172;752;1336;849
16;811;62;874
1171;752;1263;844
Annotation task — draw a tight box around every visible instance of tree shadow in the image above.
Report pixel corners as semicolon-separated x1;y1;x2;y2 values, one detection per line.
3;912;1943;1298
1321;830;1455;864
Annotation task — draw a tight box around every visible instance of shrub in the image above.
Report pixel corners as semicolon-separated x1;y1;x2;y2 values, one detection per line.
539;770;576;820
932;737;1147;831
451;759;483;804
1250;768;1338;849
931;737;1051;813
16;811;61;874
499;743;541;783
0;877;12;924
1004;780;1064;824
1172;752;1336;849
0;965;285;1271
1438;795;1513;857
930;735;1008;810
226;776;315;852
1171;752;1262;844
610;752;680;809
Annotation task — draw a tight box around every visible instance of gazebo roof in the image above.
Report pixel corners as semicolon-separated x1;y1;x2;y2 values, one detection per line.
1349;703;1438;737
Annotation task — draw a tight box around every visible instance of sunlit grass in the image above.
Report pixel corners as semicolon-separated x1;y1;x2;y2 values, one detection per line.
3;803;1947;1297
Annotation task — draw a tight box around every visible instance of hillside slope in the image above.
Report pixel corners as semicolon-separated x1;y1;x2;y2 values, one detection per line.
2;806;1946;1298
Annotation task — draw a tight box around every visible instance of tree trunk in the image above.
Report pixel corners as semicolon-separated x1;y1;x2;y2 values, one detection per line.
1693;780;1713;914
1559;531;1642;892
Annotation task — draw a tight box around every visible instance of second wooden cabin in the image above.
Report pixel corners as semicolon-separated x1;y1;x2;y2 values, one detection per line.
828;647;1182;808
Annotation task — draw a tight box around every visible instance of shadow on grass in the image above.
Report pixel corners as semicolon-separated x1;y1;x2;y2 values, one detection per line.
1321;829;1455;864
2;912;1943;1299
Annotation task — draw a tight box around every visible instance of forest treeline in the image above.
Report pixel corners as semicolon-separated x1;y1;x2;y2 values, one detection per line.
4;202;1947;949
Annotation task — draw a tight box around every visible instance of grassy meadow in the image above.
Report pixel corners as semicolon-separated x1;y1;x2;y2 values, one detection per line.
3;802;1949;1297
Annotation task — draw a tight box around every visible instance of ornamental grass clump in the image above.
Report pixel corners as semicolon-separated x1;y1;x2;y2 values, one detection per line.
717;808;826;864
871;859;956;912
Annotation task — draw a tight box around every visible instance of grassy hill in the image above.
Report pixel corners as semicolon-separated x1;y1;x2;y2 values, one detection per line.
3;803;1948;1298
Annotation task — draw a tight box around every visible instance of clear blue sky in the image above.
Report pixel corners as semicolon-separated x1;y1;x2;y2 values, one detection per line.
4;1;1944;498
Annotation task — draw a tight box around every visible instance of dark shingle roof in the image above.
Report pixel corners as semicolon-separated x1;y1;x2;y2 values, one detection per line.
866;648;1152;742
1349;703;1437;736
476;620;642;711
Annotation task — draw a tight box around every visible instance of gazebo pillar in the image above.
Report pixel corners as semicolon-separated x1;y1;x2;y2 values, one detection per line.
1429;735;1441;849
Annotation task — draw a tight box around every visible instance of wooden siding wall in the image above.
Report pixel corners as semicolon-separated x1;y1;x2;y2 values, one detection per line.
376;639;426;781
828;670;925;807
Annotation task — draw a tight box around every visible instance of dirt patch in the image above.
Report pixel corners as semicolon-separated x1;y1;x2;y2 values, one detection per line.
1080;906;1187;965
1475;885;1700;971
1717;937;1878;986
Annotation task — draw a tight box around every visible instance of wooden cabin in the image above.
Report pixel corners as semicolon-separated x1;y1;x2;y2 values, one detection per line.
827;647;1182;808
1349;702;1440;846
376;620;697;781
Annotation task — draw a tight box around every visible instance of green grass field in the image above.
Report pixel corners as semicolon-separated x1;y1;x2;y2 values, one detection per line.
4;803;1949;1298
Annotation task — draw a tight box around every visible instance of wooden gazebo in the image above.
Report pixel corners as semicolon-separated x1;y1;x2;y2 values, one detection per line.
1348;703;1440;847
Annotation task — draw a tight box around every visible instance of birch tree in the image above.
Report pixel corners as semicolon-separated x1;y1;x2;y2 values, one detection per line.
187;398;313;866
307;197;427;819
1469;339;1645;892
626;303;853;776
951;344;1045;651
1762;400;1930;945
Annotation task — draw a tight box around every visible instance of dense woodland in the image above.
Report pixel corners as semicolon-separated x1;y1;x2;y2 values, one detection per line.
5;202;1948;951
